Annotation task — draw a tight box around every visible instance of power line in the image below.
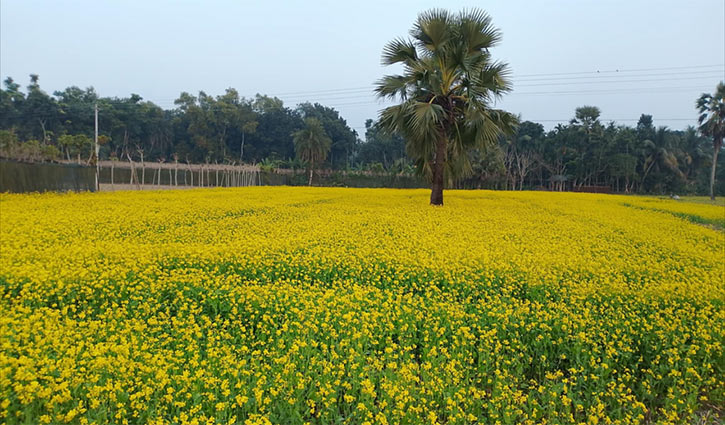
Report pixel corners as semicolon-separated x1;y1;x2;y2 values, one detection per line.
271;77;720;103
514;76;720;88
511;64;724;78
268;76;712;102
508;85;714;96
305;85;712;107
513;69;723;82
271;73;723;102
531;118;695;122
350;117;697;131
41;65;720;105
261;64;723;97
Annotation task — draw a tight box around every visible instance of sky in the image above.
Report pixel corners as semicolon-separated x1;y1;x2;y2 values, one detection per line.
1;0;724;136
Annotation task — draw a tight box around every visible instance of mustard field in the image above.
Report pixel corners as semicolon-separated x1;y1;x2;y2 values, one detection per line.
1;187;723;425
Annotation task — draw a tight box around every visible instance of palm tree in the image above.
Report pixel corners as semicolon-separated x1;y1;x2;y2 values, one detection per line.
696;82;725;200
639;127;684;191
292;117;332;185
375;8;516;205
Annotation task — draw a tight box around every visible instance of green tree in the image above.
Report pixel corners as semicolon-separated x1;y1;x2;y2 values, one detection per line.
677;126;710;188
297;103;358;169
58;134;93;163
638;126;683;192
569;106;606;188
608;126;638;192
375;9;516;205
292;118;332;185
503;120;544;190
21;74;61;143
359;119;407;170
247;96;303;163
696;82;725;200
0;78;24;130
54;86;97;138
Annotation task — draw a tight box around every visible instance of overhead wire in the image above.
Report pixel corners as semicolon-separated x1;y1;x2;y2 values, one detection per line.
63;65;721;105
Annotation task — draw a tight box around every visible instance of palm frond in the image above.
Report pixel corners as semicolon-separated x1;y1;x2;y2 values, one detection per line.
381;38;419;66
412;9;453;54
457;9;500;52
375;75;411;100
408;102;444;138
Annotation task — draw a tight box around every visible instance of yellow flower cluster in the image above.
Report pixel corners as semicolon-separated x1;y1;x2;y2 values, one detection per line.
621;196;725;229
1;187;723;424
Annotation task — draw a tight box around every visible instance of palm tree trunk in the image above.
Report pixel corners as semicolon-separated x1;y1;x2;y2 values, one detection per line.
308;161;314;186
430;138;446;205
710;139;721;200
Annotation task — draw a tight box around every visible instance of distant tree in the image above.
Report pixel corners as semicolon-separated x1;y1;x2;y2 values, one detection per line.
359;119;407;170
636;114;656;143
572;106;601;128
639;126;684;192
570;106;606;188
54;86;98;137
696;82;725;200
240;120;258;162
246;99;303;162
297;102;358;169
503;120;544;190
252;94;284;112
375;9;516;205
677;126;710;186
58;134;93;163
608;126;638;192
0;129;20;155
21;75;60;143
292;118;332;185
463;143;506;189
103;94;168;162
207;88;258;161
0;78;24;130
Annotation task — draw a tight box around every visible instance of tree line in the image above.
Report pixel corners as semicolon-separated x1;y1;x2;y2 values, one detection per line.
1;74;722;195
0;75;358;169
464;107;723;196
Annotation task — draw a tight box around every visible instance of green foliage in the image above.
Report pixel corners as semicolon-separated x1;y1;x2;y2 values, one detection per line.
57;134;93;163
0;129;61;162
358;119;407;170
0;129;19;152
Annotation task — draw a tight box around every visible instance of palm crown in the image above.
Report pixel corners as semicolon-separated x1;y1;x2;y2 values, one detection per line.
697;82;725;143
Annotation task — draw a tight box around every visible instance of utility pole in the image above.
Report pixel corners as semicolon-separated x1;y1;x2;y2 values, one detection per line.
94;103;99;192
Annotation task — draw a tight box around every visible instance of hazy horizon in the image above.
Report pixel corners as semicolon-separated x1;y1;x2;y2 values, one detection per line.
2;0;723;135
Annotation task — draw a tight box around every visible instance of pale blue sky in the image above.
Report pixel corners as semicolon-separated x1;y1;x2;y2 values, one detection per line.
1;0;723;134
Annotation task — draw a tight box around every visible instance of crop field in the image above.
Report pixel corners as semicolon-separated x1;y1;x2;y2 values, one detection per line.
1;187;723;425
